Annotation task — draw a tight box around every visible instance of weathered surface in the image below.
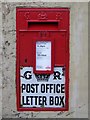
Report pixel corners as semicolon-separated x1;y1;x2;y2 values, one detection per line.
0;1;2;120
1;2;88;118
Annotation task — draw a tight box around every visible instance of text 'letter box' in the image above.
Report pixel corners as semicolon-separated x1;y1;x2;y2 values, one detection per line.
16;8;70;111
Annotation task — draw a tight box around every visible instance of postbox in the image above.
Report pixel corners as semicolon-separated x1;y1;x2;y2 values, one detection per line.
16;8;70;111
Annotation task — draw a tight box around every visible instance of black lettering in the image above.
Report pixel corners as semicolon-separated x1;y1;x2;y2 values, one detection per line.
31;84;35;93
39;96;42;105
41;84;45;93
61;84;65;93
30;96;33;105
54;84;55;93
46;84;49;93
22;96;26;105
54;71;61;80
26;84;30;93
50;96;54;105
35;96;38;105
56;84;60;93
22;96;30;105
59;96;65;107
24;71;32;79
22;84;25;93
26;96;30;105
55;96;59;105
49;84;53;93
36;84;39;93
43;96;47;105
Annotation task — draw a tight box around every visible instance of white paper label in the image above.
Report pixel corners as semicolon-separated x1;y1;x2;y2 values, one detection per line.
36;41;51;71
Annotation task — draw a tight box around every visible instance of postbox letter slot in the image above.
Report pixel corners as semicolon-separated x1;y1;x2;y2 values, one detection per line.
28;22;59;30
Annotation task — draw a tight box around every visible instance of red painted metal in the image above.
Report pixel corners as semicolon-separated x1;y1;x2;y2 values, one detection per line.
16;8;70;111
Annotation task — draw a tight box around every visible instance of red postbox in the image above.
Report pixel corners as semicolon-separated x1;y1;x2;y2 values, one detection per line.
16;8;70;111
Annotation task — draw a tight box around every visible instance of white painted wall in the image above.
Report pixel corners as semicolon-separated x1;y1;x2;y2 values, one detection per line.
1;2;88;118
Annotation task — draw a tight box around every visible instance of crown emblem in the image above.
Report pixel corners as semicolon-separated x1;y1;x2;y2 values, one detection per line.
38;12;48;20
35;74;50;81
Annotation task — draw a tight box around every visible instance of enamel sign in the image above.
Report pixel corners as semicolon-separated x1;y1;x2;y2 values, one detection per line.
20;67;65;108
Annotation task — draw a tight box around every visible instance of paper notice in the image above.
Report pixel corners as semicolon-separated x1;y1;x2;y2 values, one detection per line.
36;41;51;71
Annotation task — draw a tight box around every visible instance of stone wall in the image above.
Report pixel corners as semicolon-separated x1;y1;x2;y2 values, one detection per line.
1;2;88;118
0;1;2;120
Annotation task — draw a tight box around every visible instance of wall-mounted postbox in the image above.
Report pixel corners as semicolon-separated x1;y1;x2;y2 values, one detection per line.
16;8;70;111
